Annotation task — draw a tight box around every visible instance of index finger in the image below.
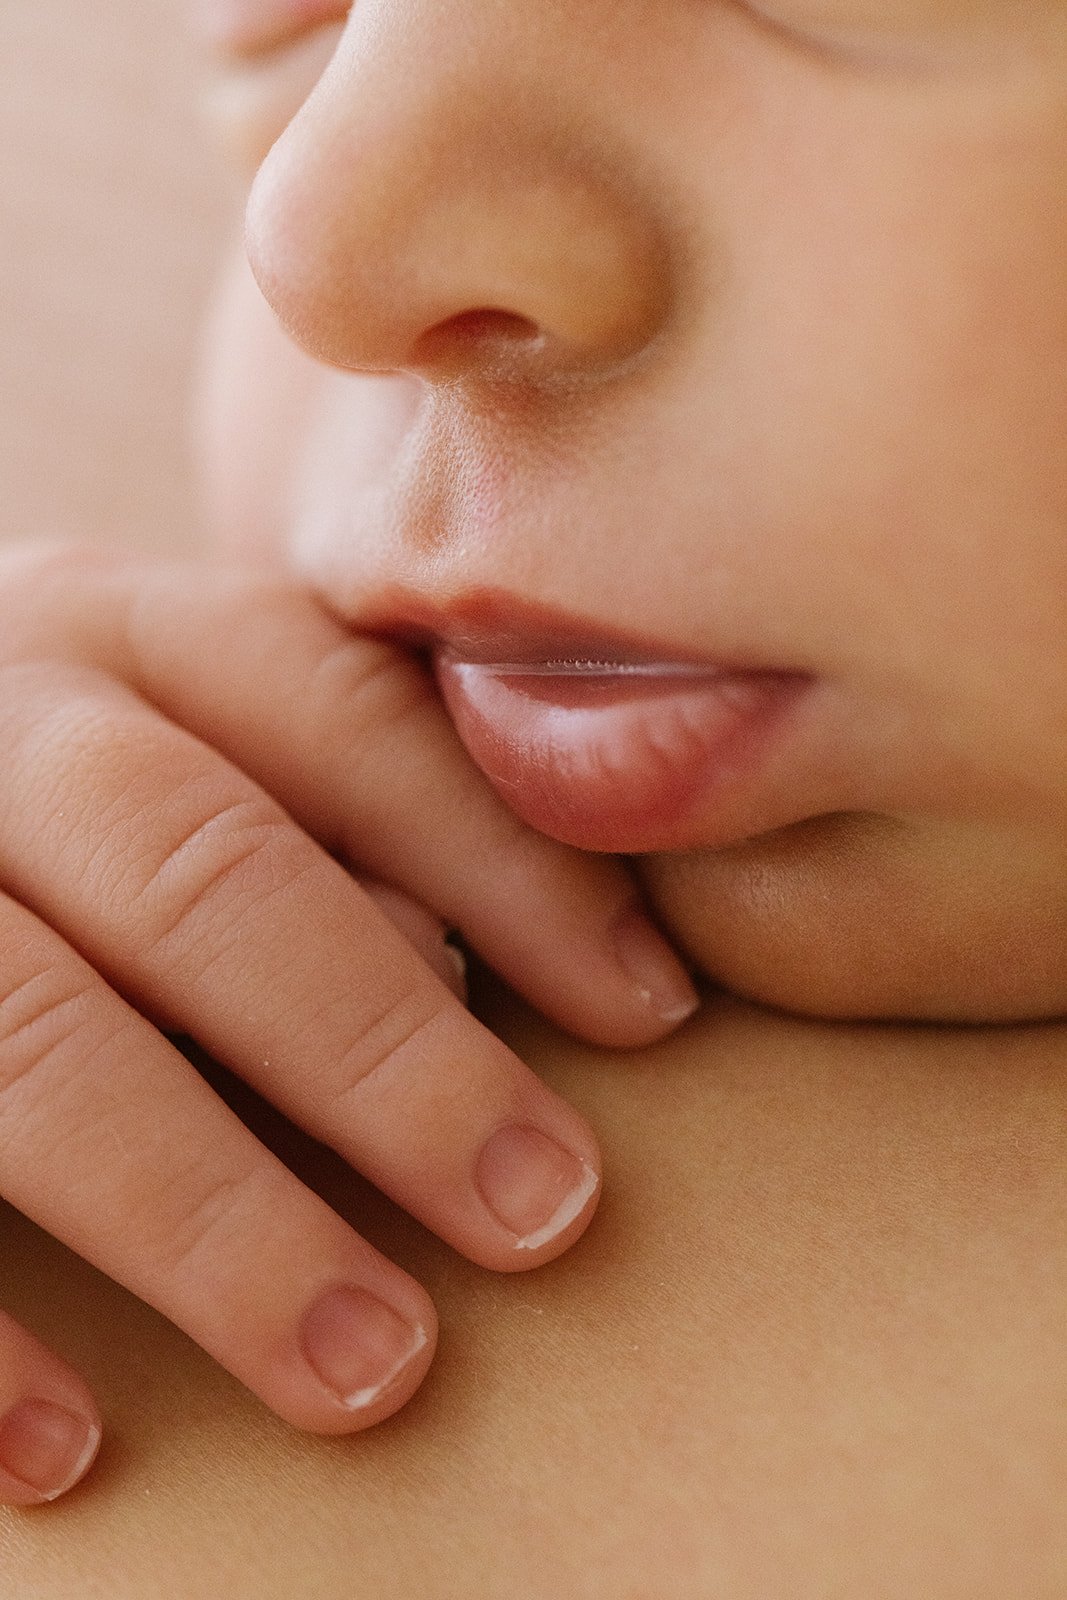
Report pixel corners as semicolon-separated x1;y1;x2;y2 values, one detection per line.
6;547;698;1047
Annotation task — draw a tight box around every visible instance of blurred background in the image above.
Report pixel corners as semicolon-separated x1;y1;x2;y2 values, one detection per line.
0;1;234;554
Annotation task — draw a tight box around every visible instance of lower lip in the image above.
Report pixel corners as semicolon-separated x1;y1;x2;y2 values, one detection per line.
436;656;809;852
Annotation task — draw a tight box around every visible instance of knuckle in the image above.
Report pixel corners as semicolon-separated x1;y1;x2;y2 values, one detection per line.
145;1157;265;1281
0;963;100;1114
130;796;303;954
308;635;431;762
330;989;450;1111
0;680;167;867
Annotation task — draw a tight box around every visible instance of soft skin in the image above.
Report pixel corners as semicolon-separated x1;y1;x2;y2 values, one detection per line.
202;0;1067;1022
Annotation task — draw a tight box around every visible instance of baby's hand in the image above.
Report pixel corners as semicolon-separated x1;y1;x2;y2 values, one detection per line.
0;541;696;1504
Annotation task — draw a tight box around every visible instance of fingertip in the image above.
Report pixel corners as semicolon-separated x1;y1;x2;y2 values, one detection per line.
467;865;700;1048
291;1279;439;1434
535;906;702;1049
608;907;700;1027
0;1397;102;1506
471;1121;602;1272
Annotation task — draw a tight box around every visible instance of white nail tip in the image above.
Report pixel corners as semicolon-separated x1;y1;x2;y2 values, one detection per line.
41;1420;102;1502
515;1161;600;1251
340;1324;430;1412
657;995;701;1025
445;942;468;983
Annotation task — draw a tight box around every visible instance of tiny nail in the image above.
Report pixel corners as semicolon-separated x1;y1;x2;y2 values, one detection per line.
475;1124;599;1250
611;909;700;1023
444;938;468;996
0;1399;101;1502
301;1285;428;1411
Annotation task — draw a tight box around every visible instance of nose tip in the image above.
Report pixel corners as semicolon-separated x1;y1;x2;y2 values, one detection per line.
244;31;673;387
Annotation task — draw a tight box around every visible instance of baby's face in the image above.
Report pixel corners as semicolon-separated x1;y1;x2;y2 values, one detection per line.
199;0;1067;1020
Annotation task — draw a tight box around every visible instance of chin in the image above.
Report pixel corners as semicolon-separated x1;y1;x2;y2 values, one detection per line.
637;813;1067;1025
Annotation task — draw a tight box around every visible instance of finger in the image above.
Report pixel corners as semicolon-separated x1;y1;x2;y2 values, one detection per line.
0;662;601;1271
0;893;437;1432
0;1310;101;1505
4;548;697;1045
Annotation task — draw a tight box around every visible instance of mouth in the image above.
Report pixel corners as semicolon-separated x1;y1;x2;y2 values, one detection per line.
357;585;819;853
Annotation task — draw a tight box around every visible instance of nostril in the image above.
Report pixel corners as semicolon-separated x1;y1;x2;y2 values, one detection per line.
437;309;541;343
412;308;548;376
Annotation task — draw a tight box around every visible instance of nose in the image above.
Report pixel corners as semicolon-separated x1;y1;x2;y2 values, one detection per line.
244;1;673;385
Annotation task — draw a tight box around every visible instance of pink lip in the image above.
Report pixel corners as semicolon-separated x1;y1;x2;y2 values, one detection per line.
353;585;813;853
436;656;807;852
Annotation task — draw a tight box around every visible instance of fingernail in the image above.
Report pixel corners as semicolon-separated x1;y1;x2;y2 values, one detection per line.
0;1399;101;1502
611;908;700;1024
443;938;468;999
475;1124;599;1251
301;1286;429;1411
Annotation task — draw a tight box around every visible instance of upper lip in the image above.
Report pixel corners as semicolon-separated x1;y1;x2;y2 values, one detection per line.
348;582;766;675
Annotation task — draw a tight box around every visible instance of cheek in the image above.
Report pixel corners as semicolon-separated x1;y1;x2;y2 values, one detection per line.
196;247;325;561
680;48;1067;678
638;816;1067;1023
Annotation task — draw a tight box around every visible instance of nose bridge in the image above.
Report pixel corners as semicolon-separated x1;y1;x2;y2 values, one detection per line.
245;0;672;378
